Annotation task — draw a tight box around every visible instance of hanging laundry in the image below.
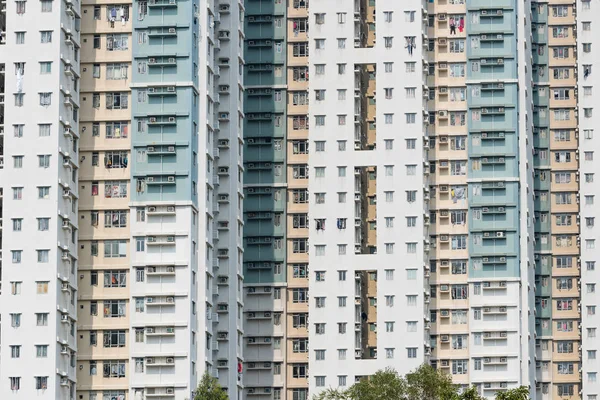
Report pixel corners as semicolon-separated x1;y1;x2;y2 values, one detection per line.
459;17;465;33
449;17;456;35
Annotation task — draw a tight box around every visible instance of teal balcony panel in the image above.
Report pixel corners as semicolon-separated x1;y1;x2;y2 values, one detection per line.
467;37;516;60
533;153;550;168
245;119;287;140
468;108;517;132
469;231;519;256
535;303;552;318
531;4;548;24
469;133;517;157
534;236;552;253
244;168;286;186
533;174;551;191
468;157;518;180
535;321;552;337
469;181;518;207
469;256;519;279
468;83;518;108
245;219;286;238
469;206;518;231
533;110;549;128
533;130;550;148
534;192;551;213
534;218;551;233
466;8;516;35
468;58;517;81
467;0;515;11
532;28;547;44
245;143;286;164
535;258;552;276
245;190;286;213
244;242;286;263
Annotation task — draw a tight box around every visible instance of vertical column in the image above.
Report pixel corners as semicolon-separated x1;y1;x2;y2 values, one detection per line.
308;0;428;395
76;2;132;400
129;0;201;396
241;0;289;398
0;0;81;397
579;0;597;399
426;0;471;387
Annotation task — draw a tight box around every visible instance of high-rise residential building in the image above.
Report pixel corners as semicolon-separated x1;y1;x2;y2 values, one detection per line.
5;0;600;399
76;2;132;400
0;0;82;398
0;0;245;398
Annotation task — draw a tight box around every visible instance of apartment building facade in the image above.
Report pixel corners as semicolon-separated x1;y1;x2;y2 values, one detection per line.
3;0;600;399
0;0;82;398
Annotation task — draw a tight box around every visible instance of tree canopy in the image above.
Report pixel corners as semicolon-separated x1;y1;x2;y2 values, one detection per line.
313;364;530;400
193;372;228;400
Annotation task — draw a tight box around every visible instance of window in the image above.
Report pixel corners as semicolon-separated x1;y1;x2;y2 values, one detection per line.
103;360;126;377
103;330;126;347
104;240;127;258
104;300;126;318
452;360;468;375
106;34;129;51
40;31;53;43
39;92;52;106
15;32;25;44
12;250;22;263
386;348;395;359
11;313;21;327
36;313;48;326
407;348;417;358
10;346;21;358
10;377;20;391
35;345;48;358
39;61;51;74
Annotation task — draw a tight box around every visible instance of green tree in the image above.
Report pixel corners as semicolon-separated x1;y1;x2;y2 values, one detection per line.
405;364;457;400
494;386;530;400
193;372;228;400
456;386;484;400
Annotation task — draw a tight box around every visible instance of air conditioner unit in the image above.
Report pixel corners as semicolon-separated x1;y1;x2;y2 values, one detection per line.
146;357;155;364
441;335;449;342
484;357;491;363
149;58;157;64
438;38;447;45
148;206;157;212
166;327;175;333
166;357;174;364
167;236;175;242
500;332;507;337
168;176;175;182
62;283;69;291
167;266;175;273
167;206;175;212
441;360;449;367
500;357;507;363
168;117;176;122
168;28;176;34
441;260;449;266
167;86;175;92
146;327;155;333
168;57;176;63
440;284;449;292
440;310;450;317
438;110;448;117
148;236;156;242
499;307;507;312
146;297;154;303
166;388;174;394
439;87;448;94
148;87;155;93
61;314;69;322
167;146;175;152
496;232;505;238
499;281;507;287
149;117;157;123
440;235;449;242
166;296;175;303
